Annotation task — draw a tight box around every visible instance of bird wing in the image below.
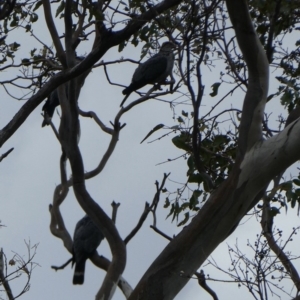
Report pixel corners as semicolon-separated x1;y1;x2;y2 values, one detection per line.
73;216;104;259
132;54;168;85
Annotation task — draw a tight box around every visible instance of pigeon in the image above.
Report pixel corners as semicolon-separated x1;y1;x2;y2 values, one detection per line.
41;56;86;127
121;41;175;106
72;215;104;285
41;88;61;127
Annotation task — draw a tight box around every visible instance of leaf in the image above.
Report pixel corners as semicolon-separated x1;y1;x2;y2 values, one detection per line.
22;58;30;65
280;90;293;105
213;134;230;147
164;197;170;208
9;42;20;51
55;1;65;17
267;93;276;101
189;190;201;209
182;110;188;117
188;173;203;184
140;124;164;144
293;179;300;186
10;19;18;27
25;24;31;32
177;116;184;123
177;212;189;226
279;181;293;191
172;135;191;152
118;41;126;52
33;1;43;11
30;13;38;23
187;156;194;171
210;82;221;97
270;207;280;216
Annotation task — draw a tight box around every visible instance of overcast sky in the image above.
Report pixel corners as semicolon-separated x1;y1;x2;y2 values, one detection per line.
1;3;300;300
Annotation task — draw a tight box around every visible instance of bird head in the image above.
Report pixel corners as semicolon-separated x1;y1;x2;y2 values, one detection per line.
160;41;176;53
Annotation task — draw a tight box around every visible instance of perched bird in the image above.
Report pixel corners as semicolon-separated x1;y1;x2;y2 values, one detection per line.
121;41;175;106
72;215;104;285
41;56;86;127
41;88;61;127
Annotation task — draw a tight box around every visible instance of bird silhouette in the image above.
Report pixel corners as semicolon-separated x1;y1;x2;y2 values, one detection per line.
121;41;175;106
41;88;62;127
72;215;104;285
41;56;86;127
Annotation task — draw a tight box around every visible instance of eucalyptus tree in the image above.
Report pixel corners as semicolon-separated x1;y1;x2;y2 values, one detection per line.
1;0;300;299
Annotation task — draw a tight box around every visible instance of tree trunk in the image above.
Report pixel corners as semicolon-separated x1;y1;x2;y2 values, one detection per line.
128;0;300;298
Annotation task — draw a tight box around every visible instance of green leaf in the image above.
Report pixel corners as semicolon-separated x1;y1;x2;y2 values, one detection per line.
182;110;188;117
267;93;276;101
22;58;30;65
164;197;170;208
10;19;18;27
30;13;38;23
140;124;164;144
188;173;203;184
280;90;294;105
270;207;280;216
33;1;43;11
177;212;189;226
172;135;191;152
213;134;229;147
25;24;31;32
279;181;293;191
210;82;221;97
55;1;65;17
293;179;300;186
189;190;201;209
177;116;184;123
187;156;194;171
118;41;126;52
9;42;20;51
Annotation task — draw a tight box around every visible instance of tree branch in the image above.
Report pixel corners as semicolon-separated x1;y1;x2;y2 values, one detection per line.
0;0;182;150
226;0;269;158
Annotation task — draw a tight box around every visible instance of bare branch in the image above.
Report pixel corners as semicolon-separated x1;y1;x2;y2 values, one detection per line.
0;248;14;300
0;148;13;162
111;201;120;224
261;198;300;291
124;202;150;245
195;270;219;300
124;173;170;244
42;0;66;66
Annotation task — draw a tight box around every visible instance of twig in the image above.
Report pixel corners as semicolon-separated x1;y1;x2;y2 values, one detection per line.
79;109;114;135
0;148;14;162
124;202;150;244
111;201;120;225
261;198;300;291
51;258;73;271
195;270;219;300
150;225;172;241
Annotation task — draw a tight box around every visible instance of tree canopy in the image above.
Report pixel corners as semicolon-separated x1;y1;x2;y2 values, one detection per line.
1;0;300;299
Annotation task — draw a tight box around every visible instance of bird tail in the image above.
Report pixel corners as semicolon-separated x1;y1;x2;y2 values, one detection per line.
120;93;130;107
121;85;135;106
122;86;132;96
73;261;86;285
